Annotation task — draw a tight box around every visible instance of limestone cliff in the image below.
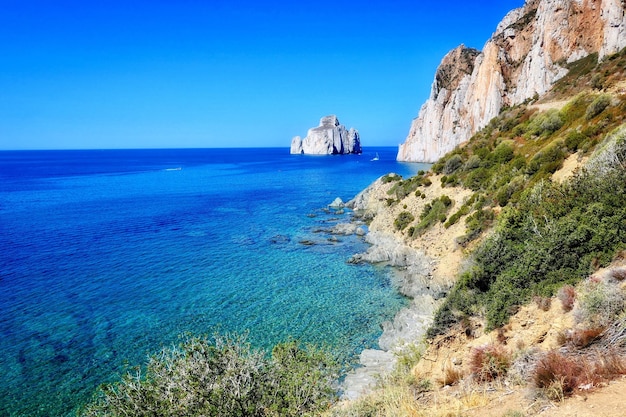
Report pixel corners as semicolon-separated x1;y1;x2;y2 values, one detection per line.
397;0;626;162
290;115;362;155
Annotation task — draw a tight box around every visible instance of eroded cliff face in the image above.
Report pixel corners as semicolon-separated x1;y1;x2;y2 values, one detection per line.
290;115;362;155
398;0;626;162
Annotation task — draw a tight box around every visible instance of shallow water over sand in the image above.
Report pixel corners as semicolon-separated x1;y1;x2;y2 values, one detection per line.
0;147;427;416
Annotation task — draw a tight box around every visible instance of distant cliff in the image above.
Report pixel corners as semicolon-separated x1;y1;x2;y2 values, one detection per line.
398;0;626;162
291;115;362;155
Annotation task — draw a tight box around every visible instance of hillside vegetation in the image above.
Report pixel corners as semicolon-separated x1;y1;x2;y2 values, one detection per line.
330;47;626;417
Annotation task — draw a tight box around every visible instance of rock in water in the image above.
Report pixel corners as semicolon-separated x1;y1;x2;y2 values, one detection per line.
397;0;626;162
290;115;362;155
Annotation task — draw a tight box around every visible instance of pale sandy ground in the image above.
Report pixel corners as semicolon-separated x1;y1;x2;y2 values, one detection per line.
530;99;570;112
366;173;474;288
412;278;625;417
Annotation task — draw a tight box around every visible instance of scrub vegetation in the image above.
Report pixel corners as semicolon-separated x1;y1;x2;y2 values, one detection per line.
80;333;338;417
330;47;626;416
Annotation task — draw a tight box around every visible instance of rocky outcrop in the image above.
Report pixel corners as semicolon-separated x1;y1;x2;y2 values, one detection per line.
290;115;362;155
398;0;626;162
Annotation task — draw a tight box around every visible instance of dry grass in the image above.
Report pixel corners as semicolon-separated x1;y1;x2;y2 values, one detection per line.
556;285;576;312
567;326;605;348
437;366;464;387
533;296;552;312
533;351;585;399
532;349;626;401
470;344;512;383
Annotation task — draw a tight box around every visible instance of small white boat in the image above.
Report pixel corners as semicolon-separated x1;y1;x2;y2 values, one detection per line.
371;152;379;161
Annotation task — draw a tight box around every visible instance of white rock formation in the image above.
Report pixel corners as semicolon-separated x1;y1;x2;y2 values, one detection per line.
290;115;362;155
398;0;626;162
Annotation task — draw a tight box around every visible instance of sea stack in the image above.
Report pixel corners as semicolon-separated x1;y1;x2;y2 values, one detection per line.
290;115;362;155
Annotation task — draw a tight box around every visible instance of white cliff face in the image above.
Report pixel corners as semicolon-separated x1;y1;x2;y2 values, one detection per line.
290;115;362;155
398;0;626;162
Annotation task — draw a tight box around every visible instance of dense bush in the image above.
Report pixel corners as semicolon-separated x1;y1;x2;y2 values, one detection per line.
443;154;463;174
381;173;401;183
527;110;564;137
526;143;566;175
412;196;453;236
455;208;494;247
585;94;611;120
430;132;626;333
492;142;515;164
79;333;339;417
463;154;481;171
564;131;587;151
387;175;428;199
394;211;415;231
494;175;526;207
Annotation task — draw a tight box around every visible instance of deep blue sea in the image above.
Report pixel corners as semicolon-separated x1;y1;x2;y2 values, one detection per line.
0;147;426;416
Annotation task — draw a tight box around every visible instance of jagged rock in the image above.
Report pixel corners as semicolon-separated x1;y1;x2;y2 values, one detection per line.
290;115;362;155
329;197;344;208
398;0;626;162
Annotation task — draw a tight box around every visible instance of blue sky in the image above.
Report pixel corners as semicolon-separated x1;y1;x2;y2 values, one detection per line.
0;0;523;150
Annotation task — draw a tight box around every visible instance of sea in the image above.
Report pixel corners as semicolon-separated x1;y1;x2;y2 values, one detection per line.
0;147;427;416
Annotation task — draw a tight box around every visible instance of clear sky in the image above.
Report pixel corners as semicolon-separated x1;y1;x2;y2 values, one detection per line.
0;0;523;150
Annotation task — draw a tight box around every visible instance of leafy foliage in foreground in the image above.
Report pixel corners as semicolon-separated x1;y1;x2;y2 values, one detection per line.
79;333;339;417
429;126;626;335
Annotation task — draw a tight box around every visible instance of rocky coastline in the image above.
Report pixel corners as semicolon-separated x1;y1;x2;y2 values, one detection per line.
326;172;471;399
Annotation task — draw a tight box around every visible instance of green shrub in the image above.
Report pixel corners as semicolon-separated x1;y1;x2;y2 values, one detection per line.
388;175;427;199
527;110;564;137
585;94;611;120
444;193;479;229
591;73;605;90
394;211;415;231
526;143;566;175
412;196;453;236
540;111;564;134
463;154;481;170
494;176;526;207
493;142;515;164
456;208;494;247
381;173;401;183
79;333;339;417
431;159;626;333
431;161;444;174
266;341;339;416
444;154;463;174
463;167;492;191
565;131;587;152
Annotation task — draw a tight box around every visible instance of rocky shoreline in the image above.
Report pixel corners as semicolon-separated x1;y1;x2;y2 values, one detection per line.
339;228;439;399
322;179;453;400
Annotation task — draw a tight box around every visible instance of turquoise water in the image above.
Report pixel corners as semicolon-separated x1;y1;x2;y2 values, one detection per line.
0;148;426;416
